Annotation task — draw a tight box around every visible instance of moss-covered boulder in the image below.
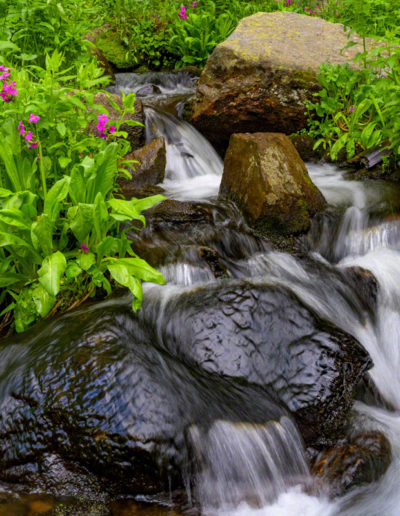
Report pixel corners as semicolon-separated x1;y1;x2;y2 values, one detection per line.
191;12;368;150
219;132;326;234
96;29;139;70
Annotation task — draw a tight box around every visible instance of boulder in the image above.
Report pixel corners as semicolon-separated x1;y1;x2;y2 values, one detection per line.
191;12;368;150
118;137;166;199
219;132;326;234
0;279;371;493
311;431;392;496
90;92;145;152
148;279;372;445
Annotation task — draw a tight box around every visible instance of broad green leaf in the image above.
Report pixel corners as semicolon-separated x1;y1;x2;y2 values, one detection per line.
95;236;118;262
93;192;108;243
131;195;165;213
65;261;83;279
0;208;31;229
69;167;86;204
32;284;56;317
58;156;71;169
44;177;70;221
0;273;25;288
85;143;118;203
38;251;67;296
67;203;93;242
107;262;143;311
77;252;95;271
107;198;145;224
31;214;53;256
106;257;165;284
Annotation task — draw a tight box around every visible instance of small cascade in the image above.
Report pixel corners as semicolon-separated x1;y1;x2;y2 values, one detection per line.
145;108;223;200
107;71;197;97
188;417;310;513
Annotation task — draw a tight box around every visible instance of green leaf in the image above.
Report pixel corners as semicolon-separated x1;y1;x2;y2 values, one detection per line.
67;203;93;242
77;252;95;271
44;177;70;221
107;262;143;311
0;208;31;229
106;257;165;284
93;192;108;243
31;214;53;256
32;284;56;317
95;236;118;262
107;198;146;224
0;273;25;288
38;251;67;296
56;122;67;138
58;156;71;169
131;195;165;213
65;261;83;279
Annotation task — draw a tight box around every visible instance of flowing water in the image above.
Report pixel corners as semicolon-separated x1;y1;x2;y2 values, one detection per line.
5;73;400;515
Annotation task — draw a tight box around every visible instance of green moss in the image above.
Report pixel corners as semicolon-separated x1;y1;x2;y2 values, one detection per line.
96;30;139;69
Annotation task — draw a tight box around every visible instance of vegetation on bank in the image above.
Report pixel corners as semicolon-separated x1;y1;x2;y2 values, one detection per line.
1;0;400;334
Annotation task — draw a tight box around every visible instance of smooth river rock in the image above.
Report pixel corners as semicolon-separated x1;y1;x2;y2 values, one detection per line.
191;12;369;150
219;132;326;234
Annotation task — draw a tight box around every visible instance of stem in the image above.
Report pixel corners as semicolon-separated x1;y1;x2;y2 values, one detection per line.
37;140;47;198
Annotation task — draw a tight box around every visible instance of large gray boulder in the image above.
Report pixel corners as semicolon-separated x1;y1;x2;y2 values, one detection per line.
191;12;367;150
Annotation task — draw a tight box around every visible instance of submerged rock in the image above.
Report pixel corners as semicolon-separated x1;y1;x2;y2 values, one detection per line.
118;137;166;199
219;133;326;234
191;12;368;150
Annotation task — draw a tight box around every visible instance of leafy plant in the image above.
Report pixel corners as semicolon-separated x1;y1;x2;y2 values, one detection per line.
0;56;165;333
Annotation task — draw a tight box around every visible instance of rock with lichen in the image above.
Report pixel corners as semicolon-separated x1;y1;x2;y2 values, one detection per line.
191;12;370;151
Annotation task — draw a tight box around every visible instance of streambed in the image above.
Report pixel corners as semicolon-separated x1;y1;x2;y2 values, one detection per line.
1;73;400;515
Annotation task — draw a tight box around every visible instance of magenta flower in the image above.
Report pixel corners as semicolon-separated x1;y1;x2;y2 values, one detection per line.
18;121;25;135
24;131;33;144
29;141;37;149
96;114;115;139
80;243;89;253
108;125;115;134
349;105;355;112
191;1;197;6
178;5;187;19
29;114;40;123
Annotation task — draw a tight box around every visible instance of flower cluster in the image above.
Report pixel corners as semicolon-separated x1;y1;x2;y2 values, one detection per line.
285;0;293;6
304;6;312;14
96;114;115;139
18;114;40;150
178;1;198;20
0;65;18;103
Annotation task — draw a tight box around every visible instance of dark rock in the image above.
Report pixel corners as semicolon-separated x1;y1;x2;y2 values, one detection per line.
90;92;145;151
198;246;229;279
118;137;166;199
148;279;372;445
144;200;213;230
0;303;287;494
289;133;322;161
311;431;391;496
219;133;326;235
136;84;162;96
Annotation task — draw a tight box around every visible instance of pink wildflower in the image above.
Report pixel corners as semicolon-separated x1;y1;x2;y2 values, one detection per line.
349;105;354;112
18;121;25;135
29;114;40;123
24;131;33;144
80;243;89;253
178;5;187;20
29;141;37;149
108;125;116;134
191;1;197;6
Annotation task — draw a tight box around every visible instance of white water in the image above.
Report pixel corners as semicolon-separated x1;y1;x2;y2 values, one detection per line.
116;73;400;515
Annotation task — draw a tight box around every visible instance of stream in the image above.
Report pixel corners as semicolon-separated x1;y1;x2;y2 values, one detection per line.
2;72;400;515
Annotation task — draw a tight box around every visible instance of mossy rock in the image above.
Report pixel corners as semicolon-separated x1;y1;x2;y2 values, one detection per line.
96;29;139;70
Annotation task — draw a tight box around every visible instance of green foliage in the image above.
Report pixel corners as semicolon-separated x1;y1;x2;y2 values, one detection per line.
0;56;165;333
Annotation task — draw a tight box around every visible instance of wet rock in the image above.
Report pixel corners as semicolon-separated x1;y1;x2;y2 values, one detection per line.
341;266;378;313
311;431;391;496
118;137;166;199
0;304;287;495
136;84;162;96
191;12;369;151
90;92;145;151
151;279;372;445
219;133;326;234
289;133;322;162
144;200;213;230
198;246;229;279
